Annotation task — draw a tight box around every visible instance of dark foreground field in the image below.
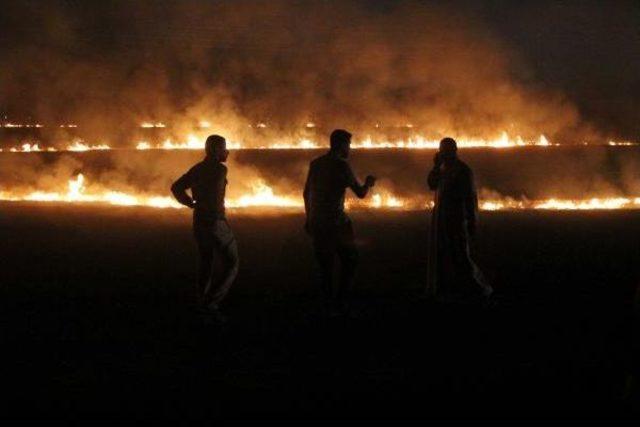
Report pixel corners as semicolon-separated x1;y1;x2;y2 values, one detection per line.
1;203;639;419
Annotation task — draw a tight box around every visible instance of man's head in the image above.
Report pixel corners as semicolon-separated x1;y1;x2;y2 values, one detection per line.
330;129;352;158
439;137;458;164
205;134;229;162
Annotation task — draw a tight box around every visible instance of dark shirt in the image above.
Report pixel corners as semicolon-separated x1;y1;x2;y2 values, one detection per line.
173;159;227;222
304;152;358;227
427;159;477;225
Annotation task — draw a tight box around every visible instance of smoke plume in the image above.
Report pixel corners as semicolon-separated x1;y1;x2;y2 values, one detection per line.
0;0;591;147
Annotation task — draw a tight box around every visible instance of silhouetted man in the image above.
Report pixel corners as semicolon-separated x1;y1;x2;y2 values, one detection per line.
426;137;493;301
303;129;376;314
171;135;239;322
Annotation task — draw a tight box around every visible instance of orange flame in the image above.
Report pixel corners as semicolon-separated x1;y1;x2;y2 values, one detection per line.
2;174;640;212
3;131;640;153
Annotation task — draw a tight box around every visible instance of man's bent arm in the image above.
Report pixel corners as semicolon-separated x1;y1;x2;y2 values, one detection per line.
171;173;195;208
345;162;371;199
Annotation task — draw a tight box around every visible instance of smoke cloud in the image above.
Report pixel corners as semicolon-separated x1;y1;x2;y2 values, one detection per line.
0;0;592;147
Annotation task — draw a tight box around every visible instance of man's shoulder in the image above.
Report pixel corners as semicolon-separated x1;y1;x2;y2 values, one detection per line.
457;159;472;173
312;152;329;161
188;160;226;177
313;153;349;166
185;161;204;176
310;154;350;177
191;160;207;170
201;160;227;172
310;153;330;167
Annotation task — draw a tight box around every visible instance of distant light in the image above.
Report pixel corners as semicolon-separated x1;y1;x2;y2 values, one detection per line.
140;122;166;128
1;123;44;128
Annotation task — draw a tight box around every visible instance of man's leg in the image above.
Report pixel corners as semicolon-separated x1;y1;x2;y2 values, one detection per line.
205;220;239;309
194;227;215;309
313;236;335;309
336;241;358;306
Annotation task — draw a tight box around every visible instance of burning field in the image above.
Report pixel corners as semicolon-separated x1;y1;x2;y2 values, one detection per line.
2;0;640;419
2;144;640;212
2;0;638;214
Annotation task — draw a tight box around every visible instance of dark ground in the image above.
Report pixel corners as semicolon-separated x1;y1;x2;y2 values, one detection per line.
1;203;639;419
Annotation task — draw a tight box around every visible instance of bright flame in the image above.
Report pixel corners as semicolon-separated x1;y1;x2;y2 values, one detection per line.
4;131;640;152
229;181;301;208
3;174;640;212
533;197;634;210
67;140;111;152
136;141;152;150
355;193;406;209
10;143;43;152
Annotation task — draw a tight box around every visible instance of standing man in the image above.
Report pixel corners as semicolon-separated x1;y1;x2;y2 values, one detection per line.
426;137;493;301
303;129;376;314
171;134;239;322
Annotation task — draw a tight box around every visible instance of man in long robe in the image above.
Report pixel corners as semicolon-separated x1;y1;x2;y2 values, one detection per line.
426;137;493;301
